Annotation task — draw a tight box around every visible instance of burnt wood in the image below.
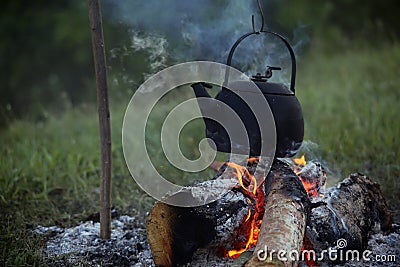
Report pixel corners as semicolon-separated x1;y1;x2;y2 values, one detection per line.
146;162;392;267
146;179;252;266
305;173;392;265
146;160;305;266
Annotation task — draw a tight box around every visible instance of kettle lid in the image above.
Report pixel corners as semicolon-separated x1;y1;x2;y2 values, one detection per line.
229;80;294;96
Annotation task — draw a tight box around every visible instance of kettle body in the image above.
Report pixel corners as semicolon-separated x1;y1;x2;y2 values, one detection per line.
201;81;303;158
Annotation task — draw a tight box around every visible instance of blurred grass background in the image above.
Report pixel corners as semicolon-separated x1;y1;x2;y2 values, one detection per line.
1;0;399;265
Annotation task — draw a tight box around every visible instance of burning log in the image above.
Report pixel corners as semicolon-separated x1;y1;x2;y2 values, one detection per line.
146;184;250;267
292;155;326;198
289;157;392;265
146;159;310;266
243;160;311;267
146;158;264;266
146;157;393;267
305;173;392;264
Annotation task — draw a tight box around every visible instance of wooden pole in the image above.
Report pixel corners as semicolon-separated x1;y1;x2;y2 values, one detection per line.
88;0;112;239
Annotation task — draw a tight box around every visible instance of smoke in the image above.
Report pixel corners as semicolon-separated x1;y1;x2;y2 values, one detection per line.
104;0;308;85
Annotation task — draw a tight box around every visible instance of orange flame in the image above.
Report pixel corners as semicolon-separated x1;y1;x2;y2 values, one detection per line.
245;209;252;222
224;155;323;259
227;219;257;257
226;162;257;195
224;159;264;258
292;154;324;198
293;154;306;168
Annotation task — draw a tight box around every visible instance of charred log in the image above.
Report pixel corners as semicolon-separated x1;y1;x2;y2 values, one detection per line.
146;160;393;267
146;202;217;266
305;173;392;264
146;174;255;266
146;160;310;266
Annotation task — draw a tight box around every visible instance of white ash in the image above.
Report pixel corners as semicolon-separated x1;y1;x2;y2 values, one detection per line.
324;225;400;267
34;214;399;267
209;190;251;248
163;177;239;207
36;214;155;267
35;211;245;267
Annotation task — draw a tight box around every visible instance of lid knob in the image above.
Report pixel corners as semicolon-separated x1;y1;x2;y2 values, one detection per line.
265;66;281;78
251;66;281;82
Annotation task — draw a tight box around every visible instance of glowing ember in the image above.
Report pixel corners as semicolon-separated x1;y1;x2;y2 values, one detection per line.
293;155;325;266
292;155;326;198
244;209;252;222
224;159;264;258
302;236;319;267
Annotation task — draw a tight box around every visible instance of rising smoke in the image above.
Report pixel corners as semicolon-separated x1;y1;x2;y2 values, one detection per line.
104;0;308;85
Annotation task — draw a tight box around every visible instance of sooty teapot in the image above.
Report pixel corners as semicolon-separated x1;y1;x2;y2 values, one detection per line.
191;31;303;158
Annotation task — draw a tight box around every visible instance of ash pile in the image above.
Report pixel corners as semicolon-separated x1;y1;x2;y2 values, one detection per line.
35;214;399;267
35;211;153;267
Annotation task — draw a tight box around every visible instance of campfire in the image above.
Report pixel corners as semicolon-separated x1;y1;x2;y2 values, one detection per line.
146;156;392;266
144;2;392;266
223;159;265;258
217;155;326;259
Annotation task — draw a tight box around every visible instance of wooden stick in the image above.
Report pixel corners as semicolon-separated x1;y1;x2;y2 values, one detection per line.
88;0;112;239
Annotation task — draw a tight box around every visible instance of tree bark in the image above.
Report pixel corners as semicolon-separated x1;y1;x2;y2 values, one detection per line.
146;177;251;267
88;0;112;240
146;162;392;266
243;160;311;267
146;160;310;267
305;173;392;265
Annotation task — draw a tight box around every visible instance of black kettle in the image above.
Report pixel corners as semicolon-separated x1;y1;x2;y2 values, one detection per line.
191;31;304;158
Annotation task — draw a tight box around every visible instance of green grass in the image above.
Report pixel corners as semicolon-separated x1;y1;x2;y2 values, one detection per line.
297;42;400;204
1;42;399;265
0;105;153;266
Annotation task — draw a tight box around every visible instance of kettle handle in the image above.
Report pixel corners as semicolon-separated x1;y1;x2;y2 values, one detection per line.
224;31;297;94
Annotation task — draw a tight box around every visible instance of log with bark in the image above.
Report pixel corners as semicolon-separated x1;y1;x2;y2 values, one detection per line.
147;159;310;266
146;159;393;267
304;172;392;265
243;160;311;267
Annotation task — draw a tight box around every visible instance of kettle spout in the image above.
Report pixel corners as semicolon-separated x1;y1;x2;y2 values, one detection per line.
190;82;219;134
190;82;213;98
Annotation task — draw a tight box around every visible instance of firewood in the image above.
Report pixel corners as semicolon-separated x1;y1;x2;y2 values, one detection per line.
146;173;252;267
146;160;392;267
146;158;272;266
305;173;392;264
243;160;311;267
146;202;177;267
